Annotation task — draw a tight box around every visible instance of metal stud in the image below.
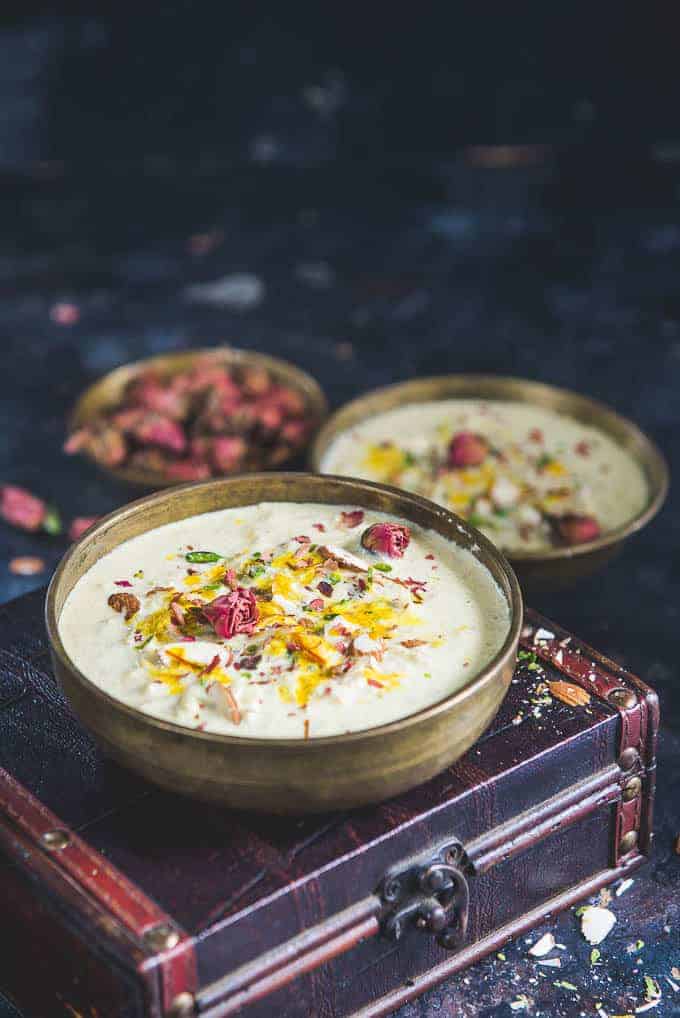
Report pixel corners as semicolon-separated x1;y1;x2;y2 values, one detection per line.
622;776;642;802
143;923;181;953
619;830;638;855
42;829;70;851
618;747;639;772
167;992;196;1018
608;688;637;710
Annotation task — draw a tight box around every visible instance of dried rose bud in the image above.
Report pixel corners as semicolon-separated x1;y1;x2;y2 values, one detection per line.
132;415;187;454
446;432;489;468
127;376;188;419
63;429;90;455
128;448;172;474
280;419;309;445
241;367;271;397
253;403;283;433
69;516;99;541
164;459;212;482
88;426;128;467
211;436;246;473
0;485;47;532
267;443;294;466
203;588;259;639
269;385;306;416
361;522;411;558
552;513;601;545
174;361;229;394
108;592;140;620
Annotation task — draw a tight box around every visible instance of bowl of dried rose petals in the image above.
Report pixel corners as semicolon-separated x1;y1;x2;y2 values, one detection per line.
65;347;328;488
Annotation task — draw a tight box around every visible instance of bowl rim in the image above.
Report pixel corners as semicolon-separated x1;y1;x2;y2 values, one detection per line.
45;472;522;749
68;344;330;488
309;374;670;563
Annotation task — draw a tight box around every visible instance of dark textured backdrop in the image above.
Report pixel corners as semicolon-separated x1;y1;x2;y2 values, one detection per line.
1;10;680;1018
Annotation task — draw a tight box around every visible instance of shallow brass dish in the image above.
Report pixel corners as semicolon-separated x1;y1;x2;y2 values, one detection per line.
310;376;669;592
69;346;329;488
45;473;521;814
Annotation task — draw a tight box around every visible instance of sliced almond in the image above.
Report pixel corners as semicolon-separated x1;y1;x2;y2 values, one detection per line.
528;932;556;957
548;680;591;707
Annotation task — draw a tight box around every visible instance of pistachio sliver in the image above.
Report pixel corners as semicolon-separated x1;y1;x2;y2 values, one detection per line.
185;551;222;563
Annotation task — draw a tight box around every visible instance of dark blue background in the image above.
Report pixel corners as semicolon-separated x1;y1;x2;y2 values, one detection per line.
1;10;679;1017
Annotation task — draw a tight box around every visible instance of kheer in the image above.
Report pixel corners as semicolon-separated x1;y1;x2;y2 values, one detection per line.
320;401;648;553
58;502;509;739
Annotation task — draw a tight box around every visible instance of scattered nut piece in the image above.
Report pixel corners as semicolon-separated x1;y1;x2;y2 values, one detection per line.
598;887;613;907
548;680;591;707
108;592;140;621
580;905;616;945
528;932;556;957
9;556;45;576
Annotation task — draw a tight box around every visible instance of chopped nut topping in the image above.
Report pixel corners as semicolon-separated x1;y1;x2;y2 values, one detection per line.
108;592;141;620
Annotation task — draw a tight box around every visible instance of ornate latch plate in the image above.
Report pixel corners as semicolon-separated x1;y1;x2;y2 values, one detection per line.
378;839;471;950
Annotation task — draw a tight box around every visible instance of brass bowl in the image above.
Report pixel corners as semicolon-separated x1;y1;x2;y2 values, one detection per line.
69;346;329;488
45;473;522;814
310;376;669;592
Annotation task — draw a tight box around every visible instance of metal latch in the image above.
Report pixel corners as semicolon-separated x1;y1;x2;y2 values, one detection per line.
378;839;471;950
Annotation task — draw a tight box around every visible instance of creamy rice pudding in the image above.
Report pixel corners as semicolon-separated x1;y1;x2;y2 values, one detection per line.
58;502;510;738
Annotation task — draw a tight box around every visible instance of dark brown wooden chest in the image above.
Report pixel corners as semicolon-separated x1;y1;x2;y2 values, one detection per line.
0;591;658;1018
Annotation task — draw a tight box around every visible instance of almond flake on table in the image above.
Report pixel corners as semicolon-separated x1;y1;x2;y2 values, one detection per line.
528;933;555;957
9;556;46;576
580;905;616;944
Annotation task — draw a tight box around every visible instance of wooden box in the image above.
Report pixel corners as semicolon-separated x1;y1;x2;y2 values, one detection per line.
0;591;658;1018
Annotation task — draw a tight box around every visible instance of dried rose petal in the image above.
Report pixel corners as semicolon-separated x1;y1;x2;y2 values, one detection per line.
552;514;601;545
340;509;364;528
50;302;80;326
203;588;259;639
69;516;99;541
361;522;411;558
223;568;238;590
446;432;489;468
0;486;47;532
9;556;45;576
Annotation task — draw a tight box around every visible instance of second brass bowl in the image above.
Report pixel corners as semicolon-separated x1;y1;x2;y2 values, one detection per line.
310;376;669;592
69;345;329;488
45;473;521;814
